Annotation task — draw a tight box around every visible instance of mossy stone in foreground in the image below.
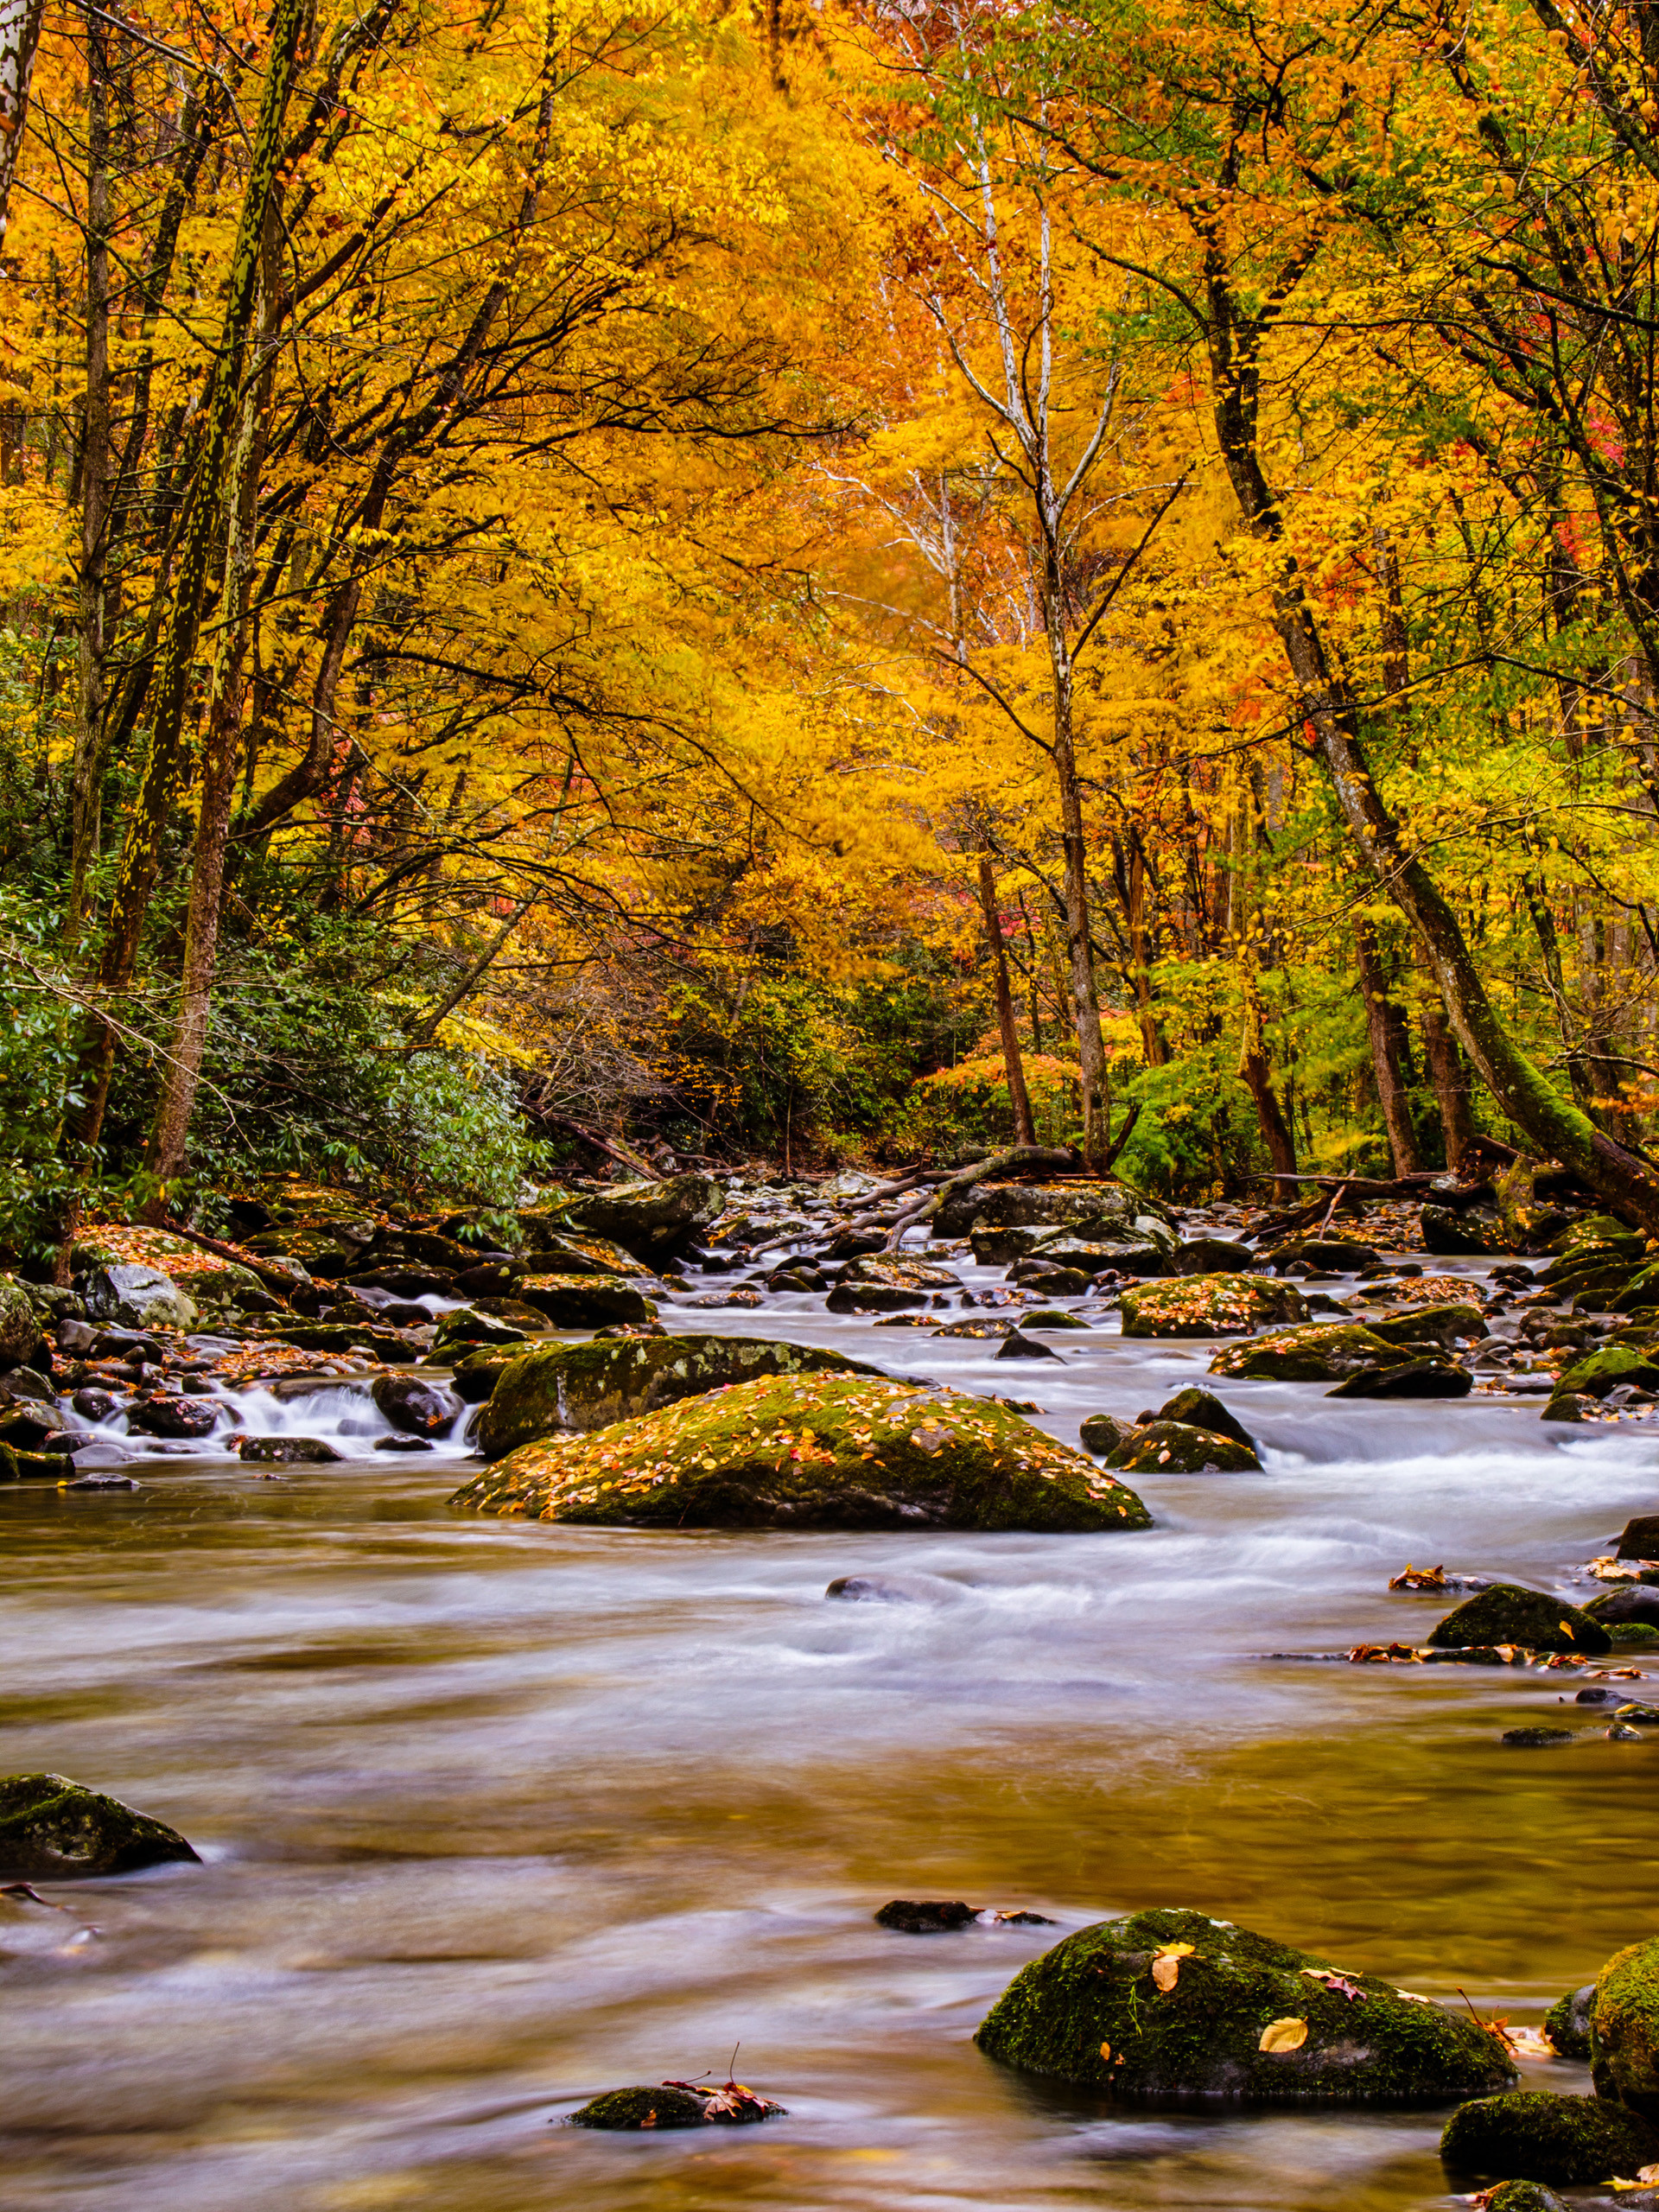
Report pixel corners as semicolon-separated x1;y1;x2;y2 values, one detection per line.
568;2086;717;2129
1440;2091;1659;2183
0;1772;200;1879
1479;2184;1569;2212
476;1333;874;1458
1105;1421;1261;1474
973;1907;1515;2103
1426;1584;1611;1655
1592;1935;1659;2120
454;1372;1151;1531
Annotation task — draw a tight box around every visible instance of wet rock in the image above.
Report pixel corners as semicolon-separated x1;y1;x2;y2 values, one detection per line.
975;1905;1516;2101
1363;1302;1489;1347
1154;1389;1255;1449
995;1331;1061;1360
1421;1205;1514;1256
1545;1985;1595;2060
0;1275;41;1368
342;1267;452;1300
568;2081;782;2129
1008;1262;1091;1295
1;1365;54;1403
79;1263;197;1333
62;1471;137;1491
1551;1346;1659;1405
1502;1726;1574;1745
454;1373;1152;1532
1592;1935;1659;2120
1540;1393;1597;1424
1264;1238;1382;1273
1172;1237;1256;1274
476;1334;874;1458
0;1404;63;1453
935;1177;1173;1240
0;1772;200;1880
932;1317;1017;1339
1106;1421;1261;1474
1079;1412;1137;1458
876;1898;976;1931
512;1227;651;1281
995;1230;1173;1274
1209;1322;1412;1383
1617;1516;1659;1561
1615;1702;1659;1723
1585;1586;1659;1628
825;1573;923;1601
238;1436;344;1463
1440;2090;1659;2183
264;1322;418;1364
371;1375;461;1439
433;1307;529;1351
514;1274;658;1329
1122;1274;1310;1338
375;1435;434;1452
1020;1308;1091;1330
125;1395;221;1439
57;1318;98;1355
1426;1584;1611;1655
1471;2186;1569;2212
451;1259;527;1300
449;1344;528;1404
1325;1358;1475;1399
554;1173;720;1261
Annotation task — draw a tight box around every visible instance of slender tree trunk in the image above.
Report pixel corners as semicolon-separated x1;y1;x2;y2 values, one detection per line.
0;0;41;257
1127;830;1167;1065
1421;991;1477;1172
1053;706;1109;1166
1237;962;1298;1196
1356;920;1420;1173
976;850;1036;1147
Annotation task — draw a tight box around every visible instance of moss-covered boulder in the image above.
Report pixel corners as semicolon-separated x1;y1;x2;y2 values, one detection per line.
1545;1984;1594;2061
1105;1421;1262;1474
513;1274;657;1328
936;1177;1172;1239
1209;1323;1412;1383
448;1344;525;1403
1440;2091;1659;2183
1363;1302;1488;1347
475;1333;874;1458
1171;1238;1256;1275
1421;1205;1513;1256
1592;1936;1659;2120
1121;1274;1309;1338
1586;1586;1659;1629
1426;1584;1611;1655
0;1772;200;1879
556;1173;719;1260
974;1906;1516;2102
515;1225;649;1278
1079;1412;1137;1458
454;1372;1151;1531
1471;2185;1569;2212
826;1257;954;1313
568;2082;782;2128
0;1274;39;1367
1550;1345;1659;1402
1155;1389;1256;1447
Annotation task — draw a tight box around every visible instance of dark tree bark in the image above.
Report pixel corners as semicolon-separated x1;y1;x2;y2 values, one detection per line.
976;850;1036;1147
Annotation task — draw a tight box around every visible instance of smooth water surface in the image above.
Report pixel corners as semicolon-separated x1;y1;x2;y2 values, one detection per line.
3;1255;1657;2211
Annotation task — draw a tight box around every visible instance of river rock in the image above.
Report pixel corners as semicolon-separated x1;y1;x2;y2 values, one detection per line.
371;1375;461;1439
936;1177;1173;1239
1325;1357;1475;1399
238;1436;345;1463
554;1173;719;1261
1209;1322;1412;1382
1020;1308;1091;1330
1440;2091;1659;2183
1009;1262;1091;1295
1363;1302;1488;1347
79;1262;197;1333
1470;2187;1569;2212
125;1395;221;1439
876;1898;976;1930
433;1306;528;1351
449;1344;525;1403
453;1373;1152;1532
1545;1984;1595;2061
1426;1584;1611;1654
476;1334;875;1458
1121;1274;1309;1338
0;1275;40;1368
264;1322;418;1363
515;1222;651;1277
1079;1412;1137;1457
1105;1420;1261;1474
1154;1389;1256;1448
995;1330;1060;1359
512;1274;658;1328
1421;1205;1513;1256
1586;1587;1659;1628
1550;1346;1659;1405
566;2086;728;2129
1265;1238;1382;1273
1617;1516;1659;1561
0;1771;200;1879
1591;1935;1659;2119
974;1905;1516;2101
1172;1237;1256;1274
71;1387;118;1422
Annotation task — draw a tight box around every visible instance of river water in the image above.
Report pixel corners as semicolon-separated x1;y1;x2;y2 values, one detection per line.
3;1240;1657;2212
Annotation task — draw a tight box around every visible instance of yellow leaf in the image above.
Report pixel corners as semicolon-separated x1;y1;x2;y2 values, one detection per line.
1151;1940;1196;1993
1099;2041;1112;2063
1259;2018;1309;2053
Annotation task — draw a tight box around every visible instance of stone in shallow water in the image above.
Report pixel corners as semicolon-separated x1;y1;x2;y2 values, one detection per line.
238;1436;343;1463
1592;1933;1659;2120
567;2085;734;2130
1441;2090;1659;2183
975;1905;1516;2101
1325;1357;1473;1400
995;1331;1062;1361
1427;1584;1611;1655
1106;1421;1261;1475
1154;1389;1255;1449
1122;1274;1308;1339
876;1898;976;1931
1501;1726;1574;1746
0;1772;200;1879
1544;1983;1594;2060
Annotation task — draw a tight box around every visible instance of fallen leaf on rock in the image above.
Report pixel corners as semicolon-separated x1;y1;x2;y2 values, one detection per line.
1150;1940;1195;1992
1099;2041;1111;2063
1258;2018;1308;2052
1348;1643;1421;1663
1507;2026;1556;2057
1389;1563;1447;1590
1607;2170;1659;2191
1300;1968;1366;2001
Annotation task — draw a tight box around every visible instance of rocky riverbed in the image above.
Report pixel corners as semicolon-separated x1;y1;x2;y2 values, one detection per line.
3;1163;1659;2209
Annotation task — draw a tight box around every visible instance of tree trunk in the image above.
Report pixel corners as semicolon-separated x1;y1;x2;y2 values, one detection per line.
1421;991;1478;1173
1237;959;1297;1197
976;850;1036;1146
1053;712;1109;1166
1355;920;1420;1174
0;0;42;256
1126;829;1167;1065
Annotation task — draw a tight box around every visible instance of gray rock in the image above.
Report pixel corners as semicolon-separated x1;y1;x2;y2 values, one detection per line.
371;1375;461;1439
79;1263;197;1333
126;1395;220;1439
0;1771;200;1879
238;1436;344;1463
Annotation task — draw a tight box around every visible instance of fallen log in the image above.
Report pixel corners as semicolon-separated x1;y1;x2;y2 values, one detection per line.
882;1144;1086;1251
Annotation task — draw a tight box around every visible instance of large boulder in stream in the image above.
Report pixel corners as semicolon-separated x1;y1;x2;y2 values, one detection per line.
475;1333;877;1458
1105;1421;1261;1474
974;1906;1516;2102
513;1274;658;1328
0;1274;41;1367
1121;1274;1309;1338
1591;1935;1659;2120
1425;1583;1611;1655
935;1176;1173;1239
1440;2091;1659;2183
550;1174;719;1261
453;1372;1151;1531
1209;1322;1417;1383
0;1772;200;1879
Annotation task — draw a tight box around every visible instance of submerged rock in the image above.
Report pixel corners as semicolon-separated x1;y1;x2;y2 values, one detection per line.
567;2082;781;2129
476;1333;874;1459
974;1905;1516;2101
1121;1274;1308;1339
0;1771;200;1879
1592;1935;1659;2120
1426;1585;1611;1655
1544;1984;1594;2061
453;1372;1151;1532
1440;2090;1659;2183
1105;1421;1262;1474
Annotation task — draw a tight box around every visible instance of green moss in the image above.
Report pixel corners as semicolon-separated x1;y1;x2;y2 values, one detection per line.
454;1372;1152;1532
1477;2183;1569;2212
568;2086;716;2129
1425;1585;1611;1655
1106;1421;1261;1474
1209;1323;1410;1382
1551;1346;1659;1401
514;1275;657;1327
476;1333;875;1458
0;1771;200;1879
1440;2091;1659;2183
974;1907;1516;2102
1592;1936;1659;2120
1545;1985;1593;2061
1079;1413;1136;1458
1363;1303;1487;1346
1121;1274;1307;1338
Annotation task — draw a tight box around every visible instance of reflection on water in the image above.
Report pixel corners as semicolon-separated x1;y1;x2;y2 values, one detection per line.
3;1263;1658;2210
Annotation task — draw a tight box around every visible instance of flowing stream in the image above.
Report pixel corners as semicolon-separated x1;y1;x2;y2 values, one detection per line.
3;1236;1657;2212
